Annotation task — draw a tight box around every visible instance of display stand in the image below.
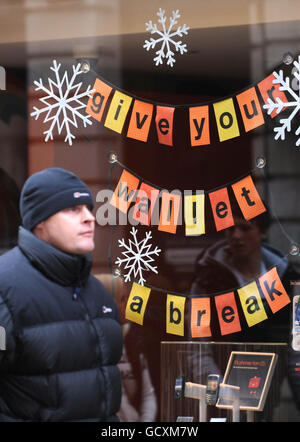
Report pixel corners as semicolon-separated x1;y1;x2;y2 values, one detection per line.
161;342;287;422
218;383;240;422
216;351;277;421
182;381;240;422
184;382;207;422
0;326;5;350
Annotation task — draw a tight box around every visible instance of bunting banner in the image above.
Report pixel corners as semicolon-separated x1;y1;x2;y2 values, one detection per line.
83;57;300;147
106;163;266;235
125;266;291;337
29;55;300;146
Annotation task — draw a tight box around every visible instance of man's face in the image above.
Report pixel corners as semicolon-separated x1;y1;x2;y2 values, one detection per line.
34;205;95;254
226;218;264;258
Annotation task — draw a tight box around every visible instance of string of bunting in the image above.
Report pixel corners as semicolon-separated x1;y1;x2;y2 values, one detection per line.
107;154;267;235
84;59;292;147
124;265;290;338
107;156;300;337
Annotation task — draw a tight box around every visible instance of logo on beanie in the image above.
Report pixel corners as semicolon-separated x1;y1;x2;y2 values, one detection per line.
73;192;90;198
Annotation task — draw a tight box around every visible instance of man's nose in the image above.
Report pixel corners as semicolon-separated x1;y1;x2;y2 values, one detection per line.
82;206;95;222
231;227;242;239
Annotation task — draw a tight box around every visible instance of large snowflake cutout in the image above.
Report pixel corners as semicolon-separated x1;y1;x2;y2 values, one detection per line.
143;8;189;67
263;55;300;146
30;60;95;146
115;227;161;286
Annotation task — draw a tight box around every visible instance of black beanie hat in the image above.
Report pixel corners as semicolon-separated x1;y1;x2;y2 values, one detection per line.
20;168;94;231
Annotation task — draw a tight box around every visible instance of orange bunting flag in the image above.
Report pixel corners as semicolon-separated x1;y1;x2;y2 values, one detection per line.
258;73;288;118
155;106;175;146
86;78;112;122
110;169;139;214
232;175;266;220
258;267;290;313
215;292;241;335
132;182;160;226
209;187;234;232
127;99;153;142
189;105;210;146
190;297;212;338
236;87;265;132
158;191;181;234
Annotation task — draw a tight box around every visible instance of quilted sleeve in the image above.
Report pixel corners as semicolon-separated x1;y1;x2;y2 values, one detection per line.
0;294;16;369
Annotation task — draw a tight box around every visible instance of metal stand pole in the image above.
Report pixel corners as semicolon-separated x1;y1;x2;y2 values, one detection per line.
184;382;207;422
246;410;254;422
219;383;240;422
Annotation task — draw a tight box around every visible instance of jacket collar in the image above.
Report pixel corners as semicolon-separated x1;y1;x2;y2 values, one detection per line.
18;226;92;287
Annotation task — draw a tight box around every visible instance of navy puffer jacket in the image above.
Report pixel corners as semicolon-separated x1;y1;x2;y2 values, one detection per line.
0;227;123;421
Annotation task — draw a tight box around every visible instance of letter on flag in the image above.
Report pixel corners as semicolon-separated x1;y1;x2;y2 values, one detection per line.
237;281;267;327
258;267;290;313
166;295;186;336
125;282;151;325
110;169;139;214
232;175;266;220
104;90;132;133
190;297;212;338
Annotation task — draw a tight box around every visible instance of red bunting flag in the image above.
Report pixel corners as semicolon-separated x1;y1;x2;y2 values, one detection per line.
155;106;175;146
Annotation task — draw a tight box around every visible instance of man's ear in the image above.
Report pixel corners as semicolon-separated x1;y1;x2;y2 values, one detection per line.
33;221;44;238
260;231;267;241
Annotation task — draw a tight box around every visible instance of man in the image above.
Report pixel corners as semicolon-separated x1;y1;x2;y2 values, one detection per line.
96;274;157;422
190;208;300;419
0;167;123;421
190;209;297;342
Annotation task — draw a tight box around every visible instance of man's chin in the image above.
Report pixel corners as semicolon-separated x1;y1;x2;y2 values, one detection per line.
75;240;95;254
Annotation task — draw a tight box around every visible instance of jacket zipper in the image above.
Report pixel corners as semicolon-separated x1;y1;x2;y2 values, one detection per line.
71;285;102;362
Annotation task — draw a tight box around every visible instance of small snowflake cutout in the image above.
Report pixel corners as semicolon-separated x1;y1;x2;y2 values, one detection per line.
143;8;189;67
30;60;95;146
115;227;161;286
263;55;300;146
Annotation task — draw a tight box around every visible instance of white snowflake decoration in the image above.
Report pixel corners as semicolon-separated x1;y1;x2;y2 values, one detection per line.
30;60;95;146
115;227;161;286
263;55;300;146
143;8;189;67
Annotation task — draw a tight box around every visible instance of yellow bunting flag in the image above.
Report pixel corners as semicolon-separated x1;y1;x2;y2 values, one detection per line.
190;297;212;338
258;267;290;313
104;90;133;133
232;175;266;221
110;169;139;214
213;98;240;142
125;282;151;325
184;192;205;236
237;281;267;327
158;191;181;234
215;292;241;335
166;295;186;336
